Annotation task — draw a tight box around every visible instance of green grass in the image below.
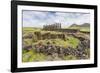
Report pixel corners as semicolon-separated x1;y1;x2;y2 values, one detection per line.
22;49;47;62
22;27;84;62
80;27;90;32
22;51;32;62
63;55;77;60
68;27;90;32
23;39;32;46
23;27;62;34
22;49;78;62
31;36;79;48
23;27;41;34
33;39;69;48
23;27;41;31
67;36;80;48
23;27;80;48
85;48;90;59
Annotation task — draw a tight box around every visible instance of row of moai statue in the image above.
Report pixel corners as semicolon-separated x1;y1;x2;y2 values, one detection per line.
43;23;61;31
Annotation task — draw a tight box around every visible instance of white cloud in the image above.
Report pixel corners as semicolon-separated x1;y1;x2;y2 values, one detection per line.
22;10;90;28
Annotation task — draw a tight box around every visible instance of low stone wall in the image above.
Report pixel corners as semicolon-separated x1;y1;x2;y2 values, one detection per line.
23;32;90;60
23;31;66;40
31;39;90;59
43;29;80;33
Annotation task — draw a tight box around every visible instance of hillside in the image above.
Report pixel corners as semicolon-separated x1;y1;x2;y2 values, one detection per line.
69;23;90;32
70;23;90;27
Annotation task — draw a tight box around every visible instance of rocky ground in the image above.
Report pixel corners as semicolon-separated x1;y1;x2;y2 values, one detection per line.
22;30;90;62
23;38;90;61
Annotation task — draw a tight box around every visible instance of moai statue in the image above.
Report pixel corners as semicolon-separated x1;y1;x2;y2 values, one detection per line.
46;25;48;30
53;24;55;30
57;23;59;29
59;23;61;29
45;25;47;30
43;25;45;29
57;23;61;29
53;24;54;30
50;24;52;31
58;23;60;29
43;25;45;30
48;25;50;31
55;23;57;29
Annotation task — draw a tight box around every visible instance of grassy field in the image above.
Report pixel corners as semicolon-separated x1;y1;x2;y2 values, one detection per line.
22;27;89;62
68;27;90;32
23;27;62;34
23;27;80;48
22;49;47;62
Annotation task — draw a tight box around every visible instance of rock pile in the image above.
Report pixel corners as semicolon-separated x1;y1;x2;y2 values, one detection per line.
23;31;66;41
23;32;90;60
30;39;90;60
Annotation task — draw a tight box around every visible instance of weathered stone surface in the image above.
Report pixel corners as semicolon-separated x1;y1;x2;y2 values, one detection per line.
31;38;90;60
23;30;90;60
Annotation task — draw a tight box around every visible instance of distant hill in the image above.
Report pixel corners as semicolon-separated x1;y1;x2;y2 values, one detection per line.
69;23;90;32
70;23;90;28
70;24;78;27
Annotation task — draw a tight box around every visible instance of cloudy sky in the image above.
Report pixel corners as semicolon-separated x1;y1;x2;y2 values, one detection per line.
22;10;90;28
